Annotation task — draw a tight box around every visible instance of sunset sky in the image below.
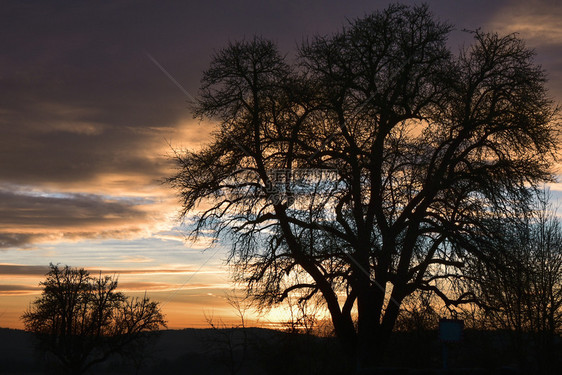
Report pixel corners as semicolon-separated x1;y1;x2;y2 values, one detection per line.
1;0;562;329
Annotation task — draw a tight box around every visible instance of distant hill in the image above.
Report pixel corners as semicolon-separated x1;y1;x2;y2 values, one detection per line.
0;328;42;374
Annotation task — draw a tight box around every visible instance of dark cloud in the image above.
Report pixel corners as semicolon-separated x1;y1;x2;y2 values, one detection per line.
0;264;49;276
0;187;151;248
0;189;146;227
0;285;41;292
0;233;47;249
0;284;42;295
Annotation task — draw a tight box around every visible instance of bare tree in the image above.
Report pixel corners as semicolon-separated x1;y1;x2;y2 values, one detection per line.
204;294;252;375
168;3;559;369
22;264;166;375
470;193;562;373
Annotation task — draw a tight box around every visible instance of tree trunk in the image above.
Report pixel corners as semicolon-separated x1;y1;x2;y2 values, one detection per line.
355;283;405;372
355;321;395;372
331;311;358;360
355;286;388;371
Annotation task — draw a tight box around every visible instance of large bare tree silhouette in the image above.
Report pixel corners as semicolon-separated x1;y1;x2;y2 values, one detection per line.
169;4;559;369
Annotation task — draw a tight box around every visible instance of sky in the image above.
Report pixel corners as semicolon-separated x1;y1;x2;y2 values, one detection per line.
1;0;562;329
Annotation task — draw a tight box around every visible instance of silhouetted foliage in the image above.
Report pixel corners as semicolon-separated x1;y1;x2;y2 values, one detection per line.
22;264;166;375
168;3;559;370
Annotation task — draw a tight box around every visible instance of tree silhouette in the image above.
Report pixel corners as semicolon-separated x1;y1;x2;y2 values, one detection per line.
168;3;559;369
22;264;166;375
469;193;562;373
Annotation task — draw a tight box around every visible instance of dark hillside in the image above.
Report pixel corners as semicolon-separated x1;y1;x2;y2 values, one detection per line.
0;328;42;374
1;327;560;374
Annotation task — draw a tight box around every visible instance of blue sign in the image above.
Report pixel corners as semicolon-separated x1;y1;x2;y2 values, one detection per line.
439;318;463;343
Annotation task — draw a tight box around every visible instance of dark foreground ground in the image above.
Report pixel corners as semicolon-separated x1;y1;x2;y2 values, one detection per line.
0;327;560;374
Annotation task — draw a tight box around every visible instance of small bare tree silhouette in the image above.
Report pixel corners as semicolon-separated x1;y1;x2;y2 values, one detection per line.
204;294;252;375
22;264;166;375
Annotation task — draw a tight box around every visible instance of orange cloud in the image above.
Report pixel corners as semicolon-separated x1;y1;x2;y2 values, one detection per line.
0;264;211;277
487;2;562;46
117;281;219;292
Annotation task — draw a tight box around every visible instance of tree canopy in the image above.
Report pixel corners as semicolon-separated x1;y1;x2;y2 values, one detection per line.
169;3;559;369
